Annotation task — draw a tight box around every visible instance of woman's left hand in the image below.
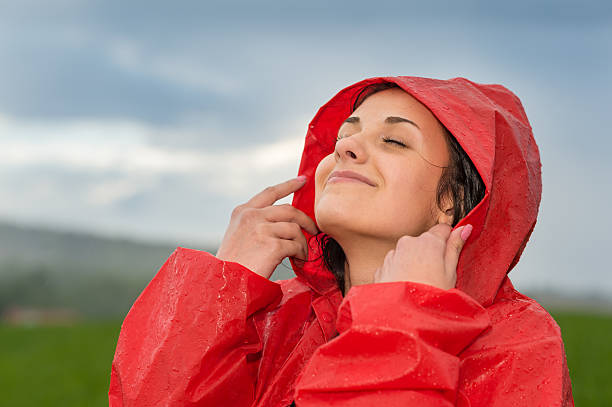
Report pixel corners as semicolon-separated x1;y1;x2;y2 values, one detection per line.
374;223;473;290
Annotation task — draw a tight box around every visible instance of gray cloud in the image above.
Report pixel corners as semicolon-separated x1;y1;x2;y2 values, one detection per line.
0;0;610;295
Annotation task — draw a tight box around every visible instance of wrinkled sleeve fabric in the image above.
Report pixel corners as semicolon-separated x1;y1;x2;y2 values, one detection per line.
294;281;491;407
457;301;575;407
109;247;282;407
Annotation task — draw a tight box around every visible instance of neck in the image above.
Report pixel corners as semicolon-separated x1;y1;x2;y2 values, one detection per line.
336;235;397;294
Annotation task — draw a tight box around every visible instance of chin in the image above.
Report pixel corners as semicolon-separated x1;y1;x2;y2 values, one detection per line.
315;202;380;242
316;203;425;245
314;206;344;235
315;203;356;237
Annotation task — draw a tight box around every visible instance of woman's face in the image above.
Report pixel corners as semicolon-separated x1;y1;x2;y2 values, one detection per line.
314;87;451;243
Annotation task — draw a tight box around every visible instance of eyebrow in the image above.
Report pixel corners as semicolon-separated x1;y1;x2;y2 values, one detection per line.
342;116;421;130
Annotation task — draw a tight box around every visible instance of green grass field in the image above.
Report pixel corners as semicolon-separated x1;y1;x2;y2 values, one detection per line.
553;312;612;406
0;321;121;406
1;312;610;406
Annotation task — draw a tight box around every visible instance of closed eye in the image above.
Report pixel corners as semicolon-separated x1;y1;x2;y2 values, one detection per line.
382;136;406;147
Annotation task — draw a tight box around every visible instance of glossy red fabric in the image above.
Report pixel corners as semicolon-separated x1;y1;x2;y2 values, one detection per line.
109;76;574;406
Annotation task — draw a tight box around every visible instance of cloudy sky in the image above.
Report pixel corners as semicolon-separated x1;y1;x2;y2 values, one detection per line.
1;0;610;296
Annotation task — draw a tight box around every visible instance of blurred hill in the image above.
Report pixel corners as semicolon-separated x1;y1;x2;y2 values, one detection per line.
0;222;180;278
0;222;297;319
1;221;609;320
0;222;181;318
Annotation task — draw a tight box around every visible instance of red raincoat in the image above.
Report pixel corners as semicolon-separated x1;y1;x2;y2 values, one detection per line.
109;76;574;406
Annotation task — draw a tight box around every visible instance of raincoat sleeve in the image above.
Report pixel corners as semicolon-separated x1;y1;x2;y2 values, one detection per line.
457;299;575;407
108;247;283;407
294;282;573;407
294;281;491;406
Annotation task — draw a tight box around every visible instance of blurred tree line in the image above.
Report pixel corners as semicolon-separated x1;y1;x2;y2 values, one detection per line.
0;223;298;319
0;223;182;318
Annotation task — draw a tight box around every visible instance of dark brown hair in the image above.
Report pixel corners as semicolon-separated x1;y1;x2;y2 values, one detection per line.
317;82;486;292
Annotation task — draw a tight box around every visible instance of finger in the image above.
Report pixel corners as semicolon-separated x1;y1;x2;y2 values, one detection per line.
426;222;453;242
245;176;307;209
384;249;395;264
267;222;308;245
444;224;472;274
263;222;308;258
376;250;395;283
262;204;319;235
276;238;308;261
374;267;382;283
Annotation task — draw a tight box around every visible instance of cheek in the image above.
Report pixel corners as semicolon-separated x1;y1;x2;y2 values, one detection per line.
382;162;443;223
391;164;441;196
314;154;334;206
387;148;442;186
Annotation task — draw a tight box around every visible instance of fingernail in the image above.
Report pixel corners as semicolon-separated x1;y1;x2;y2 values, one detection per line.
296;175;307;182
460;224;473;241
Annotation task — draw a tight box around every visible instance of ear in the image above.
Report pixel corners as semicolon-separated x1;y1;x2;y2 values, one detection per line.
437;206;454;226
436;192;455;226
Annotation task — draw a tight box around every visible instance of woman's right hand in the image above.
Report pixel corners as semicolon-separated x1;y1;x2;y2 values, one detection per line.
215;176;319;280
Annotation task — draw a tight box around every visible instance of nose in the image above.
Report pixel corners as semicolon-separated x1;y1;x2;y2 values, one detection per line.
335;134;367;163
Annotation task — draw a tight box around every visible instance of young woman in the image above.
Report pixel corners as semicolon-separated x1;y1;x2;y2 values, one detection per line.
109;76;574;406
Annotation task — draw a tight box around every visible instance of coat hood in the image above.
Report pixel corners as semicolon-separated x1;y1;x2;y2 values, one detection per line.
291;76;541;306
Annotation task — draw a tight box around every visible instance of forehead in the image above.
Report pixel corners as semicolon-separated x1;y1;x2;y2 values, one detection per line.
352;88;442;129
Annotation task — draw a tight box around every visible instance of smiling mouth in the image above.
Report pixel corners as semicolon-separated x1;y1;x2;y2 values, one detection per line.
326;170;376;187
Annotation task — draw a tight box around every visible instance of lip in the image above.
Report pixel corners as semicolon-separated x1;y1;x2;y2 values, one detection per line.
327;170;376;187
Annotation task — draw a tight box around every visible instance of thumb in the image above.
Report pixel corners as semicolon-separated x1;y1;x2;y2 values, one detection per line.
374;267;382;283
444;224;473;273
